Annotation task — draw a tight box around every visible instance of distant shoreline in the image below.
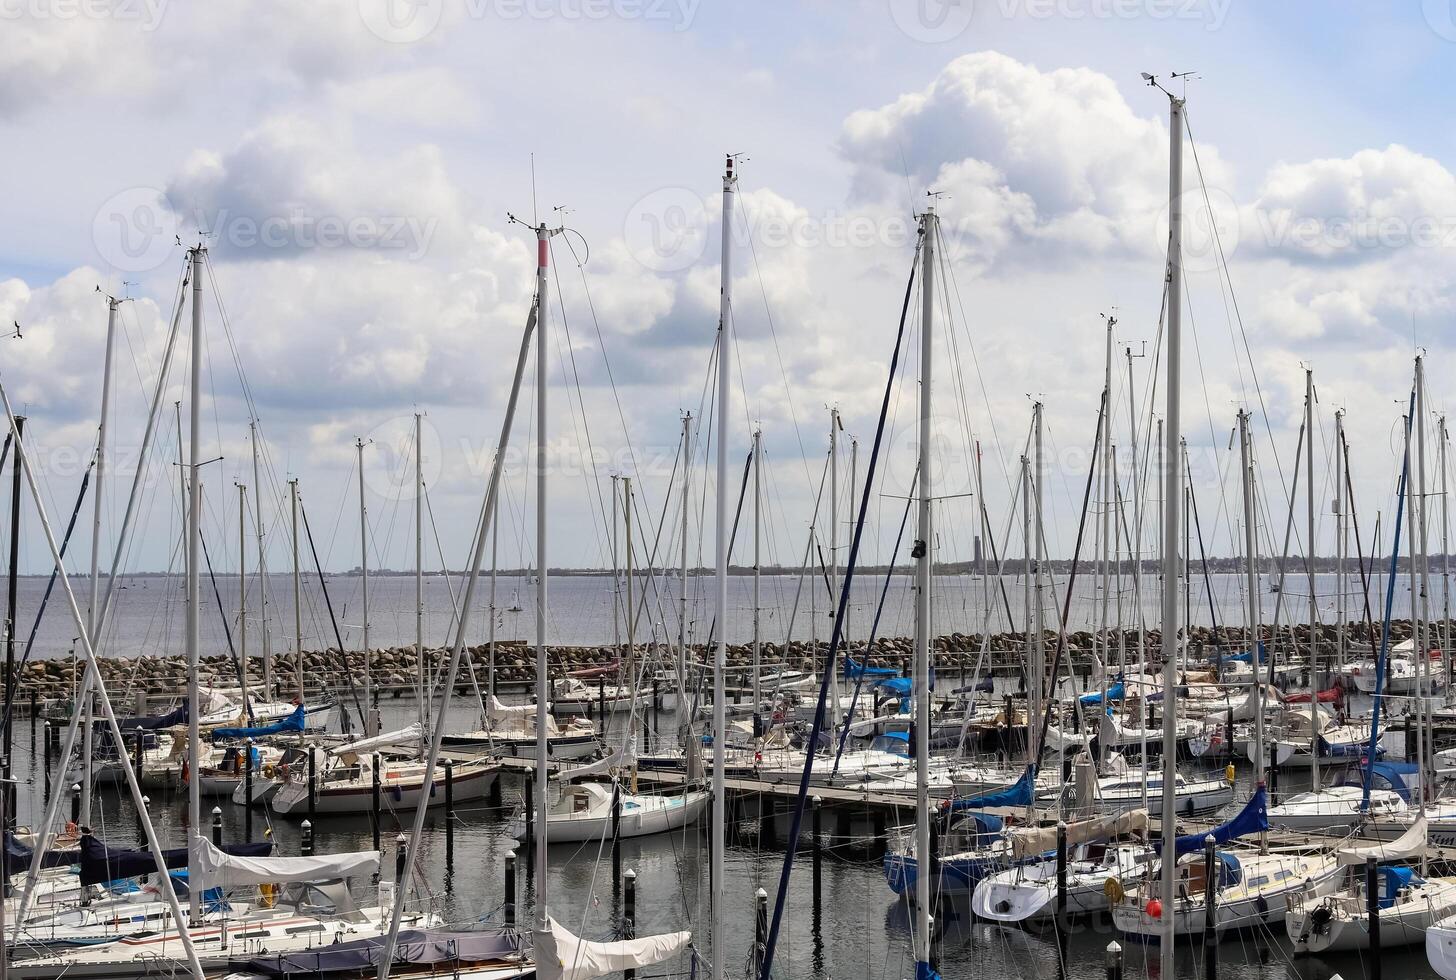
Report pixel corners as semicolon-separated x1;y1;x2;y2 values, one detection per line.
14;557;1443;578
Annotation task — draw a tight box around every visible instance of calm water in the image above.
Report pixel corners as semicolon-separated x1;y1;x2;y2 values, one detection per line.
13;569;1453;662
6;697;1415;980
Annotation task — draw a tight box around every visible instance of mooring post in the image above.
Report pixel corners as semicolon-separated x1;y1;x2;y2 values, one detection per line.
612;780;623;894
623;868;638;980
244;739;255;842
812;794;823;914
211;805;223;847
1056;821;1068;939
69;783;80;826
504;848;517;928
444;758;455;862
307;747;317;822
395;832;408;883
1368;856;1382;980
372;760;382;850
754;887;768;977
301;819;313;857
1200;834;1220;980
1105;941;1122;980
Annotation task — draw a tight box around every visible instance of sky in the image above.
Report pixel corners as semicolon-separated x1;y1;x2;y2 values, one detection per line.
2;0;1455;581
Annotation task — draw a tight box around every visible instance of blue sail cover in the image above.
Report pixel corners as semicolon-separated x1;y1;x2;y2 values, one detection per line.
4;832;79;875
1080;681;1125;705
115;702;188;731
1210;643;1266;665
843;657;899;680
79;835;273;886
211;704;306;742
945;765;1036;813
1161;786;1267;858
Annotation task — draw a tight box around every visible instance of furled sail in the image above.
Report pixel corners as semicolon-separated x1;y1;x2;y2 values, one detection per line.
1337;817;1427;866
1009;808;1149;859
79;834;272;886
211;704;306;741
194;838;378;887
328;724;423;756
535;916;689;980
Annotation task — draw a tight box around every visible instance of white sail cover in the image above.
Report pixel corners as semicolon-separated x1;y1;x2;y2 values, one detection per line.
559;746;628;783
535;916;689;980
194;838;380;886
1009;809;1150;859
487;696;537;720
1337;817;1427;865
328;724;423;756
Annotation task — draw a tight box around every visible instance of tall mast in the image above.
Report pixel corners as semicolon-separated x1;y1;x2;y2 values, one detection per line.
1241;411;1264;816
1406;394;1425;800
612;474;621;656
1021;453;1032;732
1305;369;1319;791
752;427;762;721
250;421;272;698
625;476;634;698
291;479;304;704
1155;83;1184;972
1032;400;1044;759
415;414;426;737
533;218;553;930
82;296;119;827
913;204;937;977
357;437;374;736
1100;319;1113;704
238;483;248;712
488;459;499;703
850;438;859;645
1126;344;1145;698
1417;356;1433;787
710;154;735;980
1335;410;1346;676
680;414;691;723
185;246;205;924
830;407;839;654
1442;415;1451;677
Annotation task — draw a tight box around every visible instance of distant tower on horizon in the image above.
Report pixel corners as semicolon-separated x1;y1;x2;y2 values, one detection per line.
973;535;983;567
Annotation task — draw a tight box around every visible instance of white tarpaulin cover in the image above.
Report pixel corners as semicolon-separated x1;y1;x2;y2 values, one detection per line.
1337;817;1427;866
1009;809;1150;859
194;838;380;886
328;724;423;756
558;746;628;783
487;696;537;720
535;916;689;980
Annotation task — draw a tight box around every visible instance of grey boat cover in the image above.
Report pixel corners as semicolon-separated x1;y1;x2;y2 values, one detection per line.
242;929;520;976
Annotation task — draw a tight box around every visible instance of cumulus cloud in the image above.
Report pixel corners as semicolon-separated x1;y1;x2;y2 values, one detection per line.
839;51;1232;269
1244;145;1456;263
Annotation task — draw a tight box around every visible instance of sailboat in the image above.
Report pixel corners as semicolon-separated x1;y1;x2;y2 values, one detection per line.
1111;788;1341;940
442;695;598;759
1288;819;1456;953
269;726;499;817
971;809;1151;922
